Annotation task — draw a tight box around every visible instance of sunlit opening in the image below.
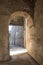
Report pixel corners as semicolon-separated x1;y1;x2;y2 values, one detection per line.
9;25;27;56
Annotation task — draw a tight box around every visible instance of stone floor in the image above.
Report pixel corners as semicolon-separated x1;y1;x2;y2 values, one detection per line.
10;45;27;55
0;53;39;65
0;46;40;65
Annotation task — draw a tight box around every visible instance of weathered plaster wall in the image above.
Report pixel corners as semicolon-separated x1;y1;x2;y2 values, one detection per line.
26;0;43;65
34;0;43;64
0;15;10;61
0;0;33;16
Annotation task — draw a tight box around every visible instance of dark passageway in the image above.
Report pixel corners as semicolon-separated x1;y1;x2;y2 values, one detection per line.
0;0;43;65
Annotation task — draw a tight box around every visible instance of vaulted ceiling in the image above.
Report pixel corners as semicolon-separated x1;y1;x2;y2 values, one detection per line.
0;0;35;16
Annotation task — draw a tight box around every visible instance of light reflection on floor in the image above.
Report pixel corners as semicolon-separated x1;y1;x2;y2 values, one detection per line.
10;46;27;56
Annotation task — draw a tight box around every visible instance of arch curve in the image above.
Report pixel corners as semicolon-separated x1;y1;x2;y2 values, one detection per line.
8;11;33;26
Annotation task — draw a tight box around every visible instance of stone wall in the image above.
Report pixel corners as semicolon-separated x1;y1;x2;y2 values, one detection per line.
26;0;43;65
0;15;10;61
34;0;43;64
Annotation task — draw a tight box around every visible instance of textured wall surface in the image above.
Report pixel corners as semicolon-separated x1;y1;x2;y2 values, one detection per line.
0;15;10;61
34;0;43;64
0;0;33;16
26;0;43;65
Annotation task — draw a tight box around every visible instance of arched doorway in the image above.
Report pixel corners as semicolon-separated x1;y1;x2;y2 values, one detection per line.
8;11;33;56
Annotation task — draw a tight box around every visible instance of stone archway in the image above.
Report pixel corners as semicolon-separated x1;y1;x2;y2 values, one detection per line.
0;11;33;61
8;11;33;54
